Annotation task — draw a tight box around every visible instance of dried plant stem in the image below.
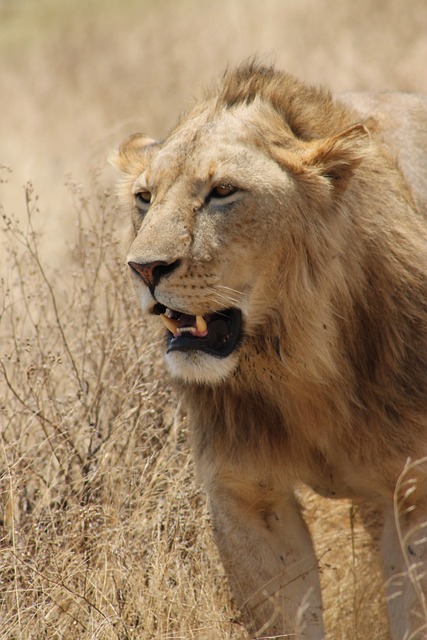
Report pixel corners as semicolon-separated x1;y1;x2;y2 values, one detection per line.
1;438;22;638
22;184;86;400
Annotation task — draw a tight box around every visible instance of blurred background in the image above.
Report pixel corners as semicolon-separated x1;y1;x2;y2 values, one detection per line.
1;0;426;260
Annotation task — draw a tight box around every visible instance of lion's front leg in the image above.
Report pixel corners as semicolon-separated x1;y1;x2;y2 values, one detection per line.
208;478;325;639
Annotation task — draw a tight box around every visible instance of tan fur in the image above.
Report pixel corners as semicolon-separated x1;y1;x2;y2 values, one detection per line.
116;63;427;638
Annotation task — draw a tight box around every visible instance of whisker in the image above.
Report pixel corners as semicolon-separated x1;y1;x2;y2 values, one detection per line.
211;287;243;304
206;291;241;308
217;284;244;297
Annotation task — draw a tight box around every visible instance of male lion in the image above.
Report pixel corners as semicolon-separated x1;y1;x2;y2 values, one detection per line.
115;63;427;639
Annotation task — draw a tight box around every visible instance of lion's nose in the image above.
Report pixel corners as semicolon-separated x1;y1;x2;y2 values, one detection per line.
128;259;181;291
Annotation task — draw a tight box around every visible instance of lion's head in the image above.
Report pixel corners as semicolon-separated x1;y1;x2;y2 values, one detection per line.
115;63;371;385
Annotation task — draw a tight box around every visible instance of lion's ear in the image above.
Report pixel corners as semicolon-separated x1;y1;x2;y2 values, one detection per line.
302;123;370;191
110;134;158;175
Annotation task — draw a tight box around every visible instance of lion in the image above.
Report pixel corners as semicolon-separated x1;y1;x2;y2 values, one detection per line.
114;63;427;639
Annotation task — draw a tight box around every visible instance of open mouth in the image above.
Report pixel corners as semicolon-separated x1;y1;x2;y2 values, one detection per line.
152;304;242;358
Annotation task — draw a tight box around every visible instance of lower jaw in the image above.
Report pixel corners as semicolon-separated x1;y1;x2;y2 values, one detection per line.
165;348;240;386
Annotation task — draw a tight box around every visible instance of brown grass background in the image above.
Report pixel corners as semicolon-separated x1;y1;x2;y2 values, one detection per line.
1;1;427;638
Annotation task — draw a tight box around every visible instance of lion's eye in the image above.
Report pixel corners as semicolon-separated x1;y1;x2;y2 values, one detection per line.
135;190;151;210
210;183;237;199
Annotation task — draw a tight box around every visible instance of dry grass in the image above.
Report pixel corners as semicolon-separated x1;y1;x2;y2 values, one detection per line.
1;0;427;638
0;179;242;639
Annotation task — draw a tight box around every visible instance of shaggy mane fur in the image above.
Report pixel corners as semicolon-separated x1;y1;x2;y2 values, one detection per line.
214;62;356;138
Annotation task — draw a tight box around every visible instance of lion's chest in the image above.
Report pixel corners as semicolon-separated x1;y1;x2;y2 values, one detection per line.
190;374;392;504
295;445;391;502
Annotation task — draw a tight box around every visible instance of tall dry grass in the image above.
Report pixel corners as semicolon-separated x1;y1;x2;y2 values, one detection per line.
0;176;245;639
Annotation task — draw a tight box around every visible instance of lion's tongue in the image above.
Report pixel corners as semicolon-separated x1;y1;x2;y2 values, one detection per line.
160;312;208;338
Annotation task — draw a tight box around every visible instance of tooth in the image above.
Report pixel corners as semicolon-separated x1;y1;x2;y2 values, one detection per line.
196;315;208;334
160;314;179;335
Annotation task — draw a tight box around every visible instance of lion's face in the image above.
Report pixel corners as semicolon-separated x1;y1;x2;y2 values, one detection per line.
117;99;368;385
